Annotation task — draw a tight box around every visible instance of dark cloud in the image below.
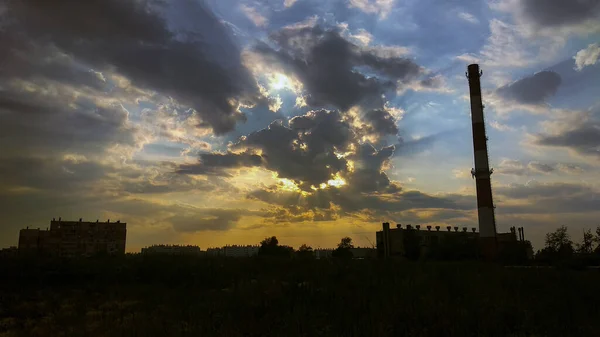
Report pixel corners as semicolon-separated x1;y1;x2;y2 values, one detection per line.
362;109;399;137
534;107;600;158
496;159;586;176
253;25;423;111
496;182;600;214
515;0;600;29
225;110;354;190
179;108;401;194
247;184;473;217
496;71;562;105
536;126;600;158
176;151;263;176
3;0;260;134
346;144;397;193
0;156;113;192
239;110;352;189
0;86;138;158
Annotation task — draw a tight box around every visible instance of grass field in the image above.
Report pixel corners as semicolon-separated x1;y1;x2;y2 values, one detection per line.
1;256;599;337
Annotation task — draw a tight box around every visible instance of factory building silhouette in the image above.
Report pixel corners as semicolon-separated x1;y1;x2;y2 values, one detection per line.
376;223;529;259
18;218;126;257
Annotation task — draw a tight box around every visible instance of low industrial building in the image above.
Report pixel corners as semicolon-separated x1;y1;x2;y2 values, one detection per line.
206;245;260;257
0;247;18;258
18;218;126;257
376;222;528;259
141;245;201;256
314;248;333;259
349;247;377;259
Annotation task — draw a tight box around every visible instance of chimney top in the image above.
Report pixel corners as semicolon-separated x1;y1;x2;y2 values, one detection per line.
467;64;480;74
446;226;451;232
435;226;440;231
427;225;432;231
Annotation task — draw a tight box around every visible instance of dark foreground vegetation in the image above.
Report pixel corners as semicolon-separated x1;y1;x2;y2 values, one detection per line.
1;256;600;337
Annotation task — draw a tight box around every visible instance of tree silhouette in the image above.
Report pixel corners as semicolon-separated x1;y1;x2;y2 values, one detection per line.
594;226;600;253
258;236;293;258
537;226;574;263
576;229;594;254
332;237;353;259
545;226;573;254
338;237;354;249
297;244;314;259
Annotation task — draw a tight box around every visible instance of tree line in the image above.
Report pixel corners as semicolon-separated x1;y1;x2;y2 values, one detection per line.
257;236;357;259
535;225;600;266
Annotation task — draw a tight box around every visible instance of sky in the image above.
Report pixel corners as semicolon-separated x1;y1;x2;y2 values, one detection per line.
1;0;599;252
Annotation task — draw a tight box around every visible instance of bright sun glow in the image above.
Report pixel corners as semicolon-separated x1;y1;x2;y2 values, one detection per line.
278;178;301;192
326;173;347;188
269;73;292;91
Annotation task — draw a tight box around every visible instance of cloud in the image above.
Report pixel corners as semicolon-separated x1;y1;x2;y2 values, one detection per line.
284;0;299;8
397;74;453;94
495;71;562;105
495;181;600;214
495;158;585;176
493;0;600;35
0;80;142;159
533;106;600;159
458;12;479;24
176;151;263;176
170;208;257;232
3;0;261;135
489;120;516;132
362;109;399;137
456;19;564;68
179;107;403;194
251;25;424;111
347;0;395;19
240;4;268;27
574;43;600;71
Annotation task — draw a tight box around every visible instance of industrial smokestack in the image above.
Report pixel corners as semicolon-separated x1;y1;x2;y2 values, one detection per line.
466;64;498;260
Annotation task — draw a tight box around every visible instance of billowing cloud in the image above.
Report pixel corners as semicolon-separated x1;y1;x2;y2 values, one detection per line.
574;43;600;71
3;0;261;135
251;25;423;111
362;109;400;137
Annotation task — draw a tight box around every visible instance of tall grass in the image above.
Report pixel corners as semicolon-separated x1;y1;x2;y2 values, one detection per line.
1;256;599;336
